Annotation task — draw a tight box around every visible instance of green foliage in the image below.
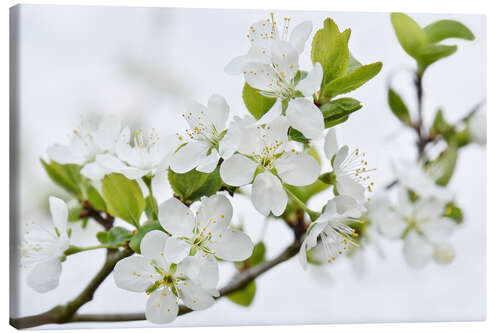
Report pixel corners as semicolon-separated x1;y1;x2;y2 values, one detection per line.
101;173;145;227
145;195;159;220
444;202;463;224
311;18;382;104
322;62;382;100
84;183;107;212
388;88;412;126
242;82;277;120
41;159;83;197
423;20;475;44
431;109;453;136
390;13;474;74
429;146;458;186
168;166;223;203
96;226;133;248
129;220;164;254
227;280;257;307
321;97;363;128
288;128;309;143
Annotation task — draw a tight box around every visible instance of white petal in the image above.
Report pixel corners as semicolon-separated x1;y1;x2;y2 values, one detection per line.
96;154;127;172
333;145;349;172
49;197;68;237
220;154;258;186
113;255;158;292
197;258;219;290
403;231;434;269
164;237;191;264
170;141;210;174
287;98;324;139
218;125;241;159
324;128;339;161
298;241;309;270
244;63;280;92
225;54;252;74
195;150;219;173
275;152;320;186
120;166;149;180
158;198;195;237
213;228;253;262
332;195;365;218
151;171;173;204
295;63;323;97
140;230;169;263
96;114;122;152
80;161;108;180
336;176;365;201
420;218;455;243
254;99;281;125
251;171;287;216
433;243;455;265
197;194;233;233
180;280;215;311
207;94;230;132
27;259;62;293
47;144;85;165
270;40;299;82
145;288;179;324
289;21;312;54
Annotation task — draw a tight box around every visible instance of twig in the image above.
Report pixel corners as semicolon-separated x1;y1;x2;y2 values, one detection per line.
80;201;115;231
10;248;134;329
13;240;302;327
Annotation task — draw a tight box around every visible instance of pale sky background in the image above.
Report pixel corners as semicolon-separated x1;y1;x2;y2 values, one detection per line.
11;4;486;328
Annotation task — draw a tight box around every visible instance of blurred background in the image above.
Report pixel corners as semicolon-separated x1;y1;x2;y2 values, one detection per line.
11;4;486;328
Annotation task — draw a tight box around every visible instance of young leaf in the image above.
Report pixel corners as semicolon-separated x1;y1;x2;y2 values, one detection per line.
322;62;382;99
423;20;475;44
321;97;362;127
145;195;159;220
431;109;454;136
288;128;309;143
84;183;107;212
416;44;457;72
41;159;83;197
388;88;411;126
168;166;223;203
129;221;164;253
227;280;257;307
347;52;362;73
96;226;133;248
429;146;458;186
390;13;428;58
311;17;341;66
242;83;277;120
101;173;146;227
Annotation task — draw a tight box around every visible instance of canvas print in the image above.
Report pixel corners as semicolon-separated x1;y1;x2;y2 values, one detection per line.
9;4;486;329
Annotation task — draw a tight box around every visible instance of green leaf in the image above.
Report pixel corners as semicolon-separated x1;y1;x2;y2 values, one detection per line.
96;226;133;248
242;83;277;120
227;280;256;307
444;202;463;224
41;159;83;197
416;43;457;72
168;166;223;203
321;97;362;128
388;88;411;126
431;109;454;136
347;52;362;73
68;204;84;222
423;20;475;44
390;12;428;58
429;146;458;186
129;220;164;253
145;195;159;220
311;18;341;65
101;173;145;227
84;183;107;212
322;62;382;99
249;242;266;266
288;128;309;143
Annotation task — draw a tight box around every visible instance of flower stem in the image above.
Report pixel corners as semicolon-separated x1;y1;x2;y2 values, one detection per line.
64;245;109;256
284;186;320;221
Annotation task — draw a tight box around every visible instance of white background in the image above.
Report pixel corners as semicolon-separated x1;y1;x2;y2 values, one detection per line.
2;1;498;333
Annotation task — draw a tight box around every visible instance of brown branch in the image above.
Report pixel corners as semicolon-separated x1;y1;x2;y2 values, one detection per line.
15;239;302;327
80;201;115;230
10;248;134;329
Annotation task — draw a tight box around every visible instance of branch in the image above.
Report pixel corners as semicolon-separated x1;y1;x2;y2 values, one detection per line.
44;239;303;325
80;201;114;230
10;248;134;329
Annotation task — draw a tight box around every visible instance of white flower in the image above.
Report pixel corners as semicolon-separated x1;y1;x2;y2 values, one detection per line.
82;127;176;184
325;128;373;202
225;14;324;139
170;95;240;174
19;197;70;293
47;114;122;165
468;111;486;145
220;115;320;216
158;194;253;264
299;198;359;269
113;231;218;324
369;190;456;269
392;160;452;202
